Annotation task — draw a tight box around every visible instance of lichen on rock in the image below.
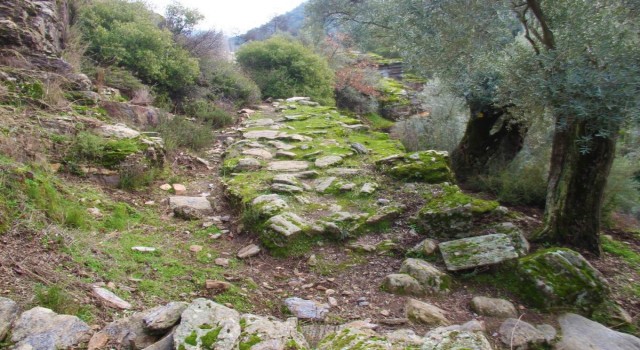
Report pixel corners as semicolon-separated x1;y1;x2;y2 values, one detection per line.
517;248;610;311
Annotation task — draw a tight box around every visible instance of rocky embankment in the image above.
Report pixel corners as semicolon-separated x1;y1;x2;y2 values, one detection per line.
2;295;640;349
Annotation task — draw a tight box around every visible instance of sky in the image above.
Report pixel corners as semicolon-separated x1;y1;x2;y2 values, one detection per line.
146;0;307;36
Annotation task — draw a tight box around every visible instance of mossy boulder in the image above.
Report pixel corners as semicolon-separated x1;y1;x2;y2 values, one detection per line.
398;258;451;293
386;151;454;184
439;234;519;271
174;299;240;350
517;248;610;312
417;184;500;238
317;326;419;350
238;314;309;350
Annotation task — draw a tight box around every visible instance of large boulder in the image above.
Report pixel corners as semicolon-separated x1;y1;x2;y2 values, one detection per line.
142;302;188;333
517;248;609;311
381;273;425;296
0;0;72;73
10;307;91;349
237;314;309;349
398;258;451;293
555;313;640;350
498;318;549;349
422;327;493;350
0;297;19;341
470;296;518;319
417;184;500;238
88;308;162;350
405;299;450;326
384;151;455;184
174;299;241;350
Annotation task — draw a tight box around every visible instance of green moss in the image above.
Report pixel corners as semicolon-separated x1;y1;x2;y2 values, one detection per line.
602;236;640;271
387;151;454;183
517;248;609;311
361;113;395;131
201;327;222;349
239;334;262;350
184;331;198;346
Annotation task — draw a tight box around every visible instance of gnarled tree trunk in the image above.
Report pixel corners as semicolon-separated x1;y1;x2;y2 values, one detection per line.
451;100;527;181
533;118;619;255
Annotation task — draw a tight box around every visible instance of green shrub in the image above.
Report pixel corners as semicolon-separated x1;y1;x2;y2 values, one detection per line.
69;132;141;169
236;36;334;105
118;163;161;190
152;115;212;152
198;59;261;106
183;99;234;128
77;0;199;96
22;169;89;229
103;202;138;230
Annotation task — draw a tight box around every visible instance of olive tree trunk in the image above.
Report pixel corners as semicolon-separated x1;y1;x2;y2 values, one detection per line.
533;118;619;255
451;101;527;181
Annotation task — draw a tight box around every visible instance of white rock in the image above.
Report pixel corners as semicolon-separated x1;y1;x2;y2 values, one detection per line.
92;287;132;309
11;307;91;349
237;244;261;259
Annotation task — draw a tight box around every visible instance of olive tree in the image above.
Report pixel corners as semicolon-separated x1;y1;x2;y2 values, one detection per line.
307;0;640;254
307;0;528;181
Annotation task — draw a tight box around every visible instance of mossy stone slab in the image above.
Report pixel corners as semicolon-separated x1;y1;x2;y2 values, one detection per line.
439;234;518;271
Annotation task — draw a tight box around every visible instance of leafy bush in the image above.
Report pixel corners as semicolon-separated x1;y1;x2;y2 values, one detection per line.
152;115;212;152
77;0;199;96
183;99;234;129
197;59;261;107
69;132;141;169
236;36;334;105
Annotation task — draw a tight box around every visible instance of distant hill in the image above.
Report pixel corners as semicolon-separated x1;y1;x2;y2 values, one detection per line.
230;2;306;50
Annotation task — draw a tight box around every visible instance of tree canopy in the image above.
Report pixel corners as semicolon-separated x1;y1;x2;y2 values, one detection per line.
307;0;640;253
77;0;200;95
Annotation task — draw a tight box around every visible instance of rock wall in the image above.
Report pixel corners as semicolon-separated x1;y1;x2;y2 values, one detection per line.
0;0;72;72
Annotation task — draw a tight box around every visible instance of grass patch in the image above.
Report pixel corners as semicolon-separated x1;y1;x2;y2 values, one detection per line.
34;284;95;322
361;113;395;131
602;236;640;273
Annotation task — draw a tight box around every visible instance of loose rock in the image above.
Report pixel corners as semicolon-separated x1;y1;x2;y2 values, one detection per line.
439;233;519;271
0;297;19;341
237;244;261;259
470;296;518;319
555;313;640;350
405;298;450;326
11;307;91;350
284;297;329;321
499;318;548;349
93;287;132;309
143;302;188;333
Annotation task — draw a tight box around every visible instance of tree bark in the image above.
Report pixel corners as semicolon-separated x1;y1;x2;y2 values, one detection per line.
533;118;619;255
451;100;527;181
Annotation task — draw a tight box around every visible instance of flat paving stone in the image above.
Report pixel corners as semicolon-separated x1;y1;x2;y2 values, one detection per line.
315;155;343;168
267;161;310;172
168;196;212;211
243;130;280;139
439;234;518;271
242;148;273;159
